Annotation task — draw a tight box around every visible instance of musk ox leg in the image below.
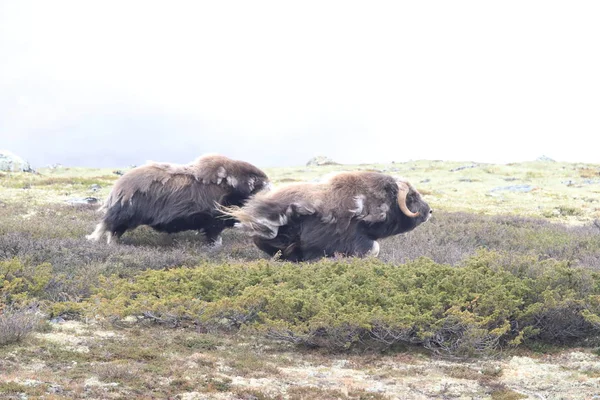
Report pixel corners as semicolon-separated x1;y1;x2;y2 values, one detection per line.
86;222;107;242
207;235;223;249
106;231;116;245
203;221;226;248
351;236;380;258
366;241;380;257
252;237;280;257
108;226;128;245
253;237;304;262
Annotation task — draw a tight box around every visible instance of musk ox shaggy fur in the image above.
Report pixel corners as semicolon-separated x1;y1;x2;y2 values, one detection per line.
86;154;269;245
223;171;432;261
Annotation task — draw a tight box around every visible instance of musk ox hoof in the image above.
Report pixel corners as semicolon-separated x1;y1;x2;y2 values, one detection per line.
208;236;223;250
366;241;380;257
105;232;119;245
86;222;106;242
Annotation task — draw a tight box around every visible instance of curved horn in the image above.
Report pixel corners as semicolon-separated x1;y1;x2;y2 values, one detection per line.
397;184;420;218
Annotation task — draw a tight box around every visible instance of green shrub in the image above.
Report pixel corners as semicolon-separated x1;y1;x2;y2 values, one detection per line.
0;258;48;345
1;258;52;305
81;250;600;355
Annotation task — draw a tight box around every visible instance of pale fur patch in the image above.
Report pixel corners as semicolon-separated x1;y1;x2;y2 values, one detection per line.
226;176;238;188
349;195;365;215
321;213;336;223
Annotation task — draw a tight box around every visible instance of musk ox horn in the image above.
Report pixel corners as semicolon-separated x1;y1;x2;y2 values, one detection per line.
397;184;420;218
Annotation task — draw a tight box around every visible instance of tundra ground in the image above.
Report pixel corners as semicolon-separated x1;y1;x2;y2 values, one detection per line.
1;159;600;399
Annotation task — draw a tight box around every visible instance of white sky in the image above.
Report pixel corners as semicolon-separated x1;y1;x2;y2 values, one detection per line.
1;0;599;167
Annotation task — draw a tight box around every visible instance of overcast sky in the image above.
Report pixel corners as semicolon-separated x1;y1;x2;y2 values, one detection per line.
1;1;599;168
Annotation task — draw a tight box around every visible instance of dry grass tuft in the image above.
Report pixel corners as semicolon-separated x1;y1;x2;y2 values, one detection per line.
0;305;43;346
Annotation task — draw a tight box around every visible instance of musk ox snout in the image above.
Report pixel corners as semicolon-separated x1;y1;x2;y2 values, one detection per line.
396;179;432;225
86;154;269;245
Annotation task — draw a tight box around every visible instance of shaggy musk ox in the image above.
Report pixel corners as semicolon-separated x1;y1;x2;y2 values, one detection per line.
86;154;269;245
223;171;432;261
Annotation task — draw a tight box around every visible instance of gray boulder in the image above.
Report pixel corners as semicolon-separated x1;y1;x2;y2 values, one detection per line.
536;155;555;162
306;155;339;167
450;164;478;172
490;184;534;193
66;197;99;205
0;150;34;172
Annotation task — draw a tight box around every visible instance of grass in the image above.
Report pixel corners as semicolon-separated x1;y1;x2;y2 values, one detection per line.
2;159;600;223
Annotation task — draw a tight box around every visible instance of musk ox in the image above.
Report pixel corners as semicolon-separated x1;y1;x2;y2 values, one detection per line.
222;171;432;261
86;154;269;245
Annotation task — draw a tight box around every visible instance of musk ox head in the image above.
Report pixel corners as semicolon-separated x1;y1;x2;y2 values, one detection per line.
223;171;432;261
86;154;269;245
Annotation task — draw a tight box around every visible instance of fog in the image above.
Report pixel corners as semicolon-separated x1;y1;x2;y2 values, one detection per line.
1;1;599;168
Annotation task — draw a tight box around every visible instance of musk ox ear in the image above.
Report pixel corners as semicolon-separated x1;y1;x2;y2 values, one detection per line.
397;182;420;218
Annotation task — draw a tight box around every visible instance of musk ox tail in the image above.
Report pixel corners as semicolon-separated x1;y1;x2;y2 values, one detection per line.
218;197;316;240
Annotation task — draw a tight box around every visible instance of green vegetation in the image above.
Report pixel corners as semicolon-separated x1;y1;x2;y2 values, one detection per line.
71;250;600;354
1;159;600;398
2;159;600;223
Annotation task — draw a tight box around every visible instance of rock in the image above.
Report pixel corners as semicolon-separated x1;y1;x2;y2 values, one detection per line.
490;185;533;193
306;155;339;167
84;377;119;388
48;384;63;394
113;170;124;176
179;392;203;400
47;163;63;170
420;179;431;183
22;379;42;387
0;150;34;172
89;184;101;192
50;317;66;324
459;178;473;182
582;179;600;185
536;155;555;162
450;164;477;172
66;197;99;205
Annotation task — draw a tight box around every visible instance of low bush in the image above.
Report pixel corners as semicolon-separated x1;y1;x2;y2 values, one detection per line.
1;258;52;305
0;305;43;345
80;250;600;355
2;200;600;355
0;258;48;345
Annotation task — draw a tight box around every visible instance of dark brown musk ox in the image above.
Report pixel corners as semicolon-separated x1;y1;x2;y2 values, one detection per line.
86;154;270;246
221;171;432;261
